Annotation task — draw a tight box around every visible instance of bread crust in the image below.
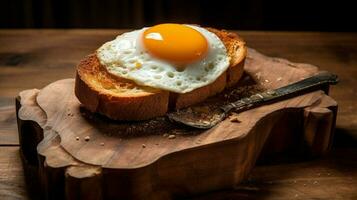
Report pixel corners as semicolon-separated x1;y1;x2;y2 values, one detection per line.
75;54;169;120
206;28;247;87
75;28;247;120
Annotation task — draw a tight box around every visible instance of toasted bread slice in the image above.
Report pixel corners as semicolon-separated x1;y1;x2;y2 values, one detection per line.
75;28;247;120
75;54;170;120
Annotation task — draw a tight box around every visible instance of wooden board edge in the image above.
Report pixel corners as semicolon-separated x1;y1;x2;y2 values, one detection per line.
16;96;103;200
16;91;338;200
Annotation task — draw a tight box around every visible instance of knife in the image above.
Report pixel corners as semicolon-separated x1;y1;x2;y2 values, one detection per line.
167;72;338;129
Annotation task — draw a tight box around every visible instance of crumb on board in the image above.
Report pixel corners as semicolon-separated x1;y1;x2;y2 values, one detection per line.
255;72;261;80
168;135;176;139
277;77;282;81
230;117;241;123
76;136;80;141
186;107;193;113
100;142;104;146
84;136;90;141
142;144;146;148
163;133;169;137
229;113;241;123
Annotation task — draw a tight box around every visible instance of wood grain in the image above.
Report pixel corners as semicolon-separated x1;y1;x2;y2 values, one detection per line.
16;48;338;199
1;147;356;200
240;32;357;138
0;106;18;145
1;30;357;199
191;148;357;200
1;30;357;144
0;147;28;200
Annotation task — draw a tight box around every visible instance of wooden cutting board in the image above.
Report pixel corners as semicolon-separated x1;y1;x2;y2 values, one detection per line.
16;48;337;200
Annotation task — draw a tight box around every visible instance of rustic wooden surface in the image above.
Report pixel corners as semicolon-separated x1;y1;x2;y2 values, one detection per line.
1;30;357;199
16;47;337;199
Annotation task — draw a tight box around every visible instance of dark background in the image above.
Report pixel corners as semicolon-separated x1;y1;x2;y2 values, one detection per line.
1;0;356;31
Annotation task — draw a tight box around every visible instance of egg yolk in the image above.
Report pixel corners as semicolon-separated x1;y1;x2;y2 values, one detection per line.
142;24;208;65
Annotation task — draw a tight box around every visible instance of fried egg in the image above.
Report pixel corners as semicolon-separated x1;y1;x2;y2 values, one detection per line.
97;24;229;93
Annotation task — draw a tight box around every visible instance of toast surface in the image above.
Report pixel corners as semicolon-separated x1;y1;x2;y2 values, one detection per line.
75;28;247;120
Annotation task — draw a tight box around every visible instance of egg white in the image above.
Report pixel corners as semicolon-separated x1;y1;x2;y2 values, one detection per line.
96;25;230;93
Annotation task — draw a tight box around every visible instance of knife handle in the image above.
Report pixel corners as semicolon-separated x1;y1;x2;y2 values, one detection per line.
221;72;339;113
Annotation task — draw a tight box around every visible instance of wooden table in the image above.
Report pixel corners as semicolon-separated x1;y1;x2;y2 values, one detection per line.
1;30;356;199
